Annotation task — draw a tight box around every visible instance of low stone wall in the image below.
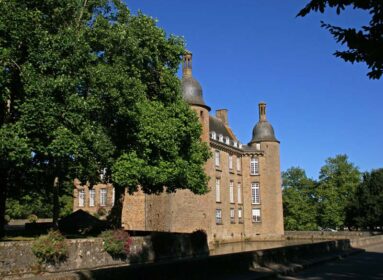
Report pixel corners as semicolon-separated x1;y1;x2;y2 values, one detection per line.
285;231;377;240
0;232;208;279
42;239;353;280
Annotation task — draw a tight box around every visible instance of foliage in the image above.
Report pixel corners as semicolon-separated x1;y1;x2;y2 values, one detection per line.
297;0;383;79
27;214;38;223
282;167;318;230
31;230;68;264
346;168;383;229
6;193;52;219
100;229;132;257
317;154;361;229
1;0;209;234
4;215;10;225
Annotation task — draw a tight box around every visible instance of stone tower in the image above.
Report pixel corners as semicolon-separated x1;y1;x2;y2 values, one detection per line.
247;102;284;236
181;51;210;142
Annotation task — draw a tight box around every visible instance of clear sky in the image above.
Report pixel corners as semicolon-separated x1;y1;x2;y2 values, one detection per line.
124;0;383;179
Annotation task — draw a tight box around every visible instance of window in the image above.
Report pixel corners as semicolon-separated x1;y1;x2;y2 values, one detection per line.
225;136;230;145
237;157;241;172
215;150;220;167
233;141;238;148
100;188;107;206
237;183;242;204
216;209;222;224
211;131;216;140
229;181;234;203
256;143;261;150
251;183;260;204
215;178;221;202
219;134;224;142
79;189;85;207
252;208;261;222
238;208;243;223
230;208;235;223
112;187;115;206
89;189;95;207
229;155;233;170
250;157;259;175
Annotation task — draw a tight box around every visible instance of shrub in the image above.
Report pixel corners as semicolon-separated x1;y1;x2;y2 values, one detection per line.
32;230;68;264
28;214;38;223
97;207;107;217
4;215;10;225
100;229;132;257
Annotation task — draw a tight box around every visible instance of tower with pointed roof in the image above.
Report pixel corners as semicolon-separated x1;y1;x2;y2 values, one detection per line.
74;51;284;245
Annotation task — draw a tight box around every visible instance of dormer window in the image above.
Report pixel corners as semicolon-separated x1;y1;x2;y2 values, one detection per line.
256;143;261;150
211;131;216;140
233;141;238;148
219;134;224;142
225;137;230;145
239;144;243;149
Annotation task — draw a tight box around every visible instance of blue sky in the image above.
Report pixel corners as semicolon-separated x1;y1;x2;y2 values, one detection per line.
124;1;383;179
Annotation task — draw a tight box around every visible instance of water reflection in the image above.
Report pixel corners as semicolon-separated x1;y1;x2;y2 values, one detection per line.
211;239;319;256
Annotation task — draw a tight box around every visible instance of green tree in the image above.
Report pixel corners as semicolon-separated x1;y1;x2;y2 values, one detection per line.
317;154;361;229
282;167;318;230
298;0;383;79
1;0;209;235
346;168;383;230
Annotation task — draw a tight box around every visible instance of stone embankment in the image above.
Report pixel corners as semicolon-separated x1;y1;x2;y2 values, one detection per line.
1;231;382;279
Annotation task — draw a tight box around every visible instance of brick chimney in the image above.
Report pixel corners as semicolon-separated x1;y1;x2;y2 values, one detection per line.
216;109;229;126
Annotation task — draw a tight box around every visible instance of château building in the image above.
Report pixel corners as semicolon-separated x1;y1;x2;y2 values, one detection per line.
73;52;284;243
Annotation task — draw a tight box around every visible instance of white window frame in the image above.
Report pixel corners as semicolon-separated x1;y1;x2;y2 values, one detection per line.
237;157;241;172
215;150;220;167
225;136;230;145
251;182;260;204
252;208;261;223
229;181;234;203
112;187;115;206
211;131;216;140
100;188;107;207
256;143;261;150
219;134;224;142
230;208;235;223
237;183;242;204
250;157;259;175
233;141;238;148
229;155;233;170
215;178;221;202
238;208;243;223
89;189;95;207
216;209;222;224
79;189;85;207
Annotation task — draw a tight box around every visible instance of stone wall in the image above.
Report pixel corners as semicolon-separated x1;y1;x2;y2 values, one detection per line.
0;232;208;279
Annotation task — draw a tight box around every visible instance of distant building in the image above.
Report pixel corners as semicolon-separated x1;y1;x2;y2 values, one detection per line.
73;52;284;243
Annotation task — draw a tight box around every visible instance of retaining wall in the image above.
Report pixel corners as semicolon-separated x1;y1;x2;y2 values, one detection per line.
0;232;208;279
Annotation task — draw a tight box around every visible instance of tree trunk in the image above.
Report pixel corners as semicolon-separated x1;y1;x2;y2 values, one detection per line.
108;186;125;228
0;170;7;238
52;176;60;228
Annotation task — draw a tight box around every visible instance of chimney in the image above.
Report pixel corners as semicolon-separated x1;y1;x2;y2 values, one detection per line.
216;109;229;126
259;102;267;122
182;51;192;78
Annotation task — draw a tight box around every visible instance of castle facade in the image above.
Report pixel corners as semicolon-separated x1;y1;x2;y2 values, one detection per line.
73;52;284;243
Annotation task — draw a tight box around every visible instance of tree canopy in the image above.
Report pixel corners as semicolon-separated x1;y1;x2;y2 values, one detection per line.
316;154;361;228
282;167;318;230
346;168;383;229
0;0;209;236
298;0;383;79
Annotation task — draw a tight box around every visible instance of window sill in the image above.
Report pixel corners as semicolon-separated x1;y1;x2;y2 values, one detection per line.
216;201;222;204
250;173;260;176
215;167;222;172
